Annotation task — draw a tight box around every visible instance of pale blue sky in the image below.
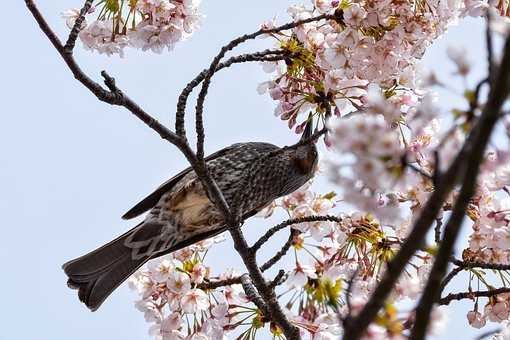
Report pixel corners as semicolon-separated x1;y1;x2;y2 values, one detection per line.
2;1;495;339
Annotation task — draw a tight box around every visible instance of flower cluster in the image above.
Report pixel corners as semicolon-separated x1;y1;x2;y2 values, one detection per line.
62;0;202;56
467;292;510;330
128;235;258;339
258;0;490;133
259;184;446;339
465;165;510;265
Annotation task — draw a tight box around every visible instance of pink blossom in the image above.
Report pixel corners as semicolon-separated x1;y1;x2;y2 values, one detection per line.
181;289;209;313
148;259;174;283
485;301;510;322
79;20;129;57
161;312;182;334
467;310;486;329
343;3;367;27
190;263;207;284
287;262;318;287
166;271;191;294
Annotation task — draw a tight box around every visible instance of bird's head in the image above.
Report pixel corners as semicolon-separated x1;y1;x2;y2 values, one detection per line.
290;118;319;175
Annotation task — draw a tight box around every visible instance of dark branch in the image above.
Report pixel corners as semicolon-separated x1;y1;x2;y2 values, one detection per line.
261;229;299;273
25;0;184;147
229;225;301;338
64;0;93;53
341;268;360;327
269;270;287;289
252;215;342;253
240;274;270;316
451;258;510;271
174;49;293;138
486;11;495;85
342;142;465;339
439;288;510;306
475;329;502;340
439;266;463;294
198;276;243;290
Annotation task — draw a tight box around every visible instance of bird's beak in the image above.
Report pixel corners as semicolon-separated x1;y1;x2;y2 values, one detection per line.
300;117;314;142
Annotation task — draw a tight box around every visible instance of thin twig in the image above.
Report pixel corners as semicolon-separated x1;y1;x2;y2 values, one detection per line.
341;268;360;328
439;287;510;305
451;258;510;271
252;215;342;253
198;276;243;290
174;49;292;137
439;266;463;294
25;0;185;148
269;270;287;289
260;229;299;273
475;329;502;340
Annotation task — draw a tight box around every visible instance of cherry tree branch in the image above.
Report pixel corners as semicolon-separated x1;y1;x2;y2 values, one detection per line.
251;215;342;252
476;329;502;340
174;49;296;137
439;288;510;306
260;230;299;273
198;276;243;290
24;0;199;158
342;137;466;339
183;11;344;153
240;274;271;317
451;258;510;271
439;258;510;293
439;266;464;293
228;226;301;338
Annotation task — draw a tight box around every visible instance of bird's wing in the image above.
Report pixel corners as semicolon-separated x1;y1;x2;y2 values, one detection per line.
121;143;244;220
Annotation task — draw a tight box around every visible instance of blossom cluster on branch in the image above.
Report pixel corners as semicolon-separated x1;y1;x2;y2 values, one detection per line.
62;0;202;56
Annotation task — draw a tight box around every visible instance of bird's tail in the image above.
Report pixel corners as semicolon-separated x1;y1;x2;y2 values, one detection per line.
62;223;148;311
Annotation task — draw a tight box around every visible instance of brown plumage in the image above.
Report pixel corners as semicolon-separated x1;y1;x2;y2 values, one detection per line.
62;121;318;311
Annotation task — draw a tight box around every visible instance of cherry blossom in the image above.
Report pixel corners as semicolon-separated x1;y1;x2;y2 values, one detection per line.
181;289;209;313
287;262;318;288
62;0;202;56
467;310;487;329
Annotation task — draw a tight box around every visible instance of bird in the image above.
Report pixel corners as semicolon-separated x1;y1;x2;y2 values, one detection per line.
62;119;318;311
